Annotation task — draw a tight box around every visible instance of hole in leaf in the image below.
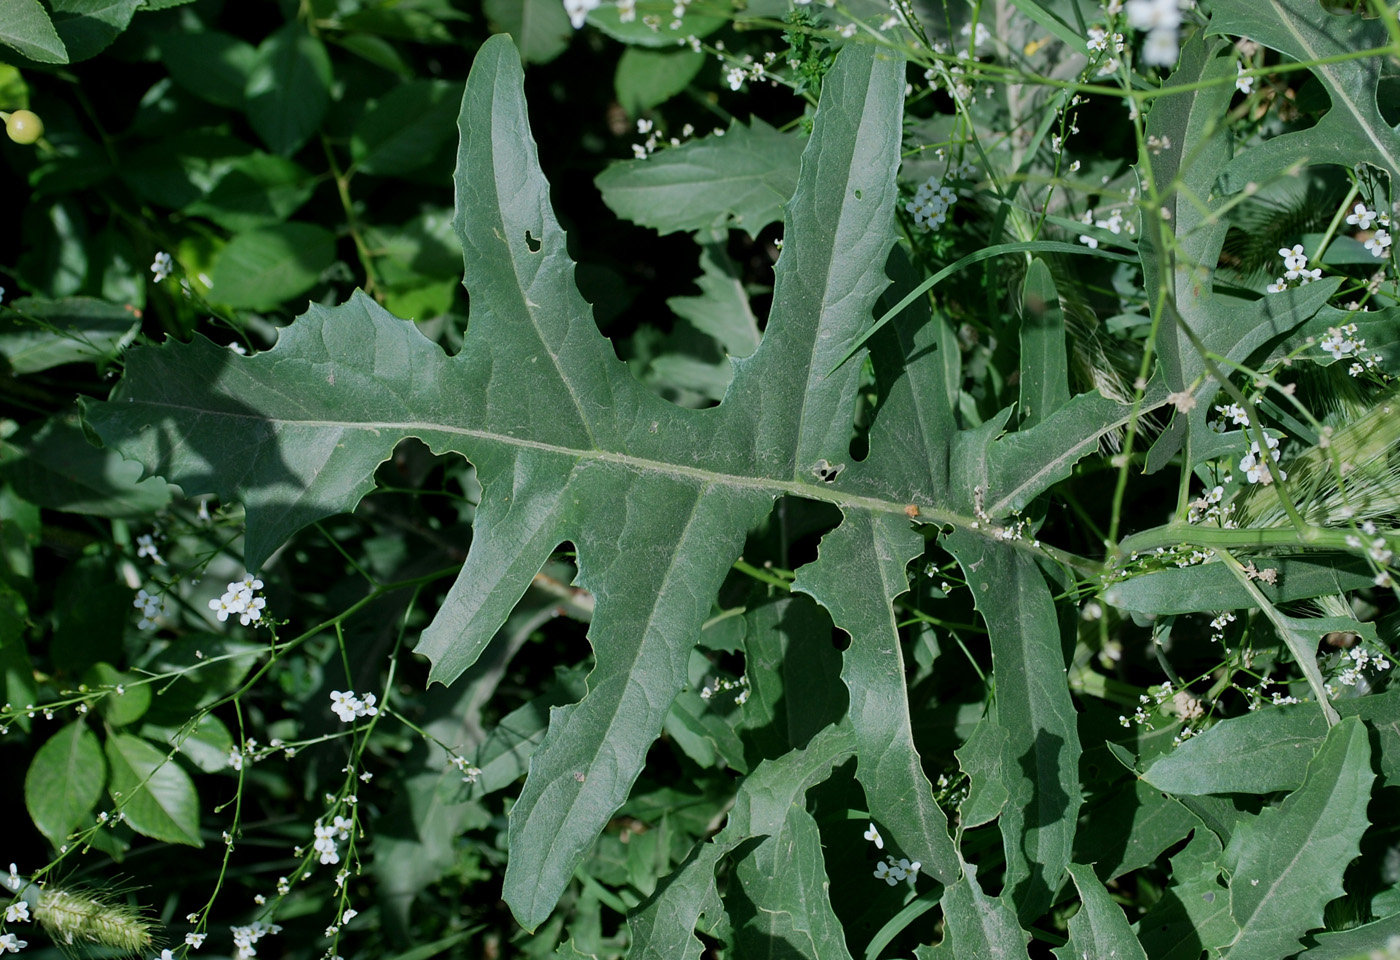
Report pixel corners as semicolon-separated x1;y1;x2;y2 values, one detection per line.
525;230;542;253
854;189;863;200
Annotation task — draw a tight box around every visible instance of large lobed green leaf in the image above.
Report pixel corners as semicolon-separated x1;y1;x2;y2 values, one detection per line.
84;32;1145;932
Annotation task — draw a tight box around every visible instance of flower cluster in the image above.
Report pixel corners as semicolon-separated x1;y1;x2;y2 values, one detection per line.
1125;0;1185;67
230;920;281;960
1209;611;1236;644
1187;484;1237;528
1335;645;1392;687
1077;205;1135;249
329;689;379;723
150;251;173;284
874;855;922;885
133;589;170;631
1266;243;1322;293
135;532;165;566
906;176;957;232
313;815;353;865
698;674;750;706
1239;436;1285;486
1318;324;1384;377
563;0;599;29
1345;521;1395;571
208;573;267;626
1346;202;1392;258
450;755;482;784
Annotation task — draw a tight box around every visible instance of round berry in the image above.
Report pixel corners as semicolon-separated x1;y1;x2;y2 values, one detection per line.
4;110;44;145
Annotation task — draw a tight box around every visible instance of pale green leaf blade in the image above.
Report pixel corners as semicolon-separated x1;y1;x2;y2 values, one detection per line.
207;222;336;310
1103;552;1378;614
955;715;1012;829
1134;828;1239;960
627;724;856;960
1298;914;1400;959
1018;258;1070;429
105;732;204;847
25;721;106;847
0;0;67;63
615;47;705;116
0;296;140;374
501;479;771;930
1214;716;1374;960
1053;863;1149;960
244;23;332;156
666;242;761;359
595;118;804;238
0;415;175;518
351;80;459;175
1206;0;1400;193
793;508;959;884
1143;688;1400;795
483;0;572;65
48;0;139;62
937;856;1031;959
943;531;1081;924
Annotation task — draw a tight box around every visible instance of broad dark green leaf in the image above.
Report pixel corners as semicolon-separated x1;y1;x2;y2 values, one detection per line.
943;531;1081;924
105;732;204;847
140;713;234;774
1143;688;1400;795
0;415;175;517
1206;0;1400;193
84;662;152;727
738;597;846;762
1073;777;1201;882
1212;717;1374;960
483;0;571;64
183;153;315;231
25;720;106;847
0;296;139;374
596;118;804;238
615;47;706;116
244;23;332;156
121;132;256;211
206;223;335;310
794;508;959;884
1053;863;1148;960
48;0;140;62
0;0;67;63
157;29;256;109
351;80;459;176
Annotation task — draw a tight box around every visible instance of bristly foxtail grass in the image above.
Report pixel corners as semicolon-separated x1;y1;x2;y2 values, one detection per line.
8;874;157;956
1237;387;1400;530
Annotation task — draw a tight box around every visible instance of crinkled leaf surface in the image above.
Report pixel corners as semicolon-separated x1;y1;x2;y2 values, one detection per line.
84;34;1143;930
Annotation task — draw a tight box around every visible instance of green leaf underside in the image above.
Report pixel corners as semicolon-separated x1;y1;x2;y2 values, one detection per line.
86;35;1145;929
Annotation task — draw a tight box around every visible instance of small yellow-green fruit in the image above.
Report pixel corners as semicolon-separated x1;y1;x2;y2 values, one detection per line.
3;109;44;145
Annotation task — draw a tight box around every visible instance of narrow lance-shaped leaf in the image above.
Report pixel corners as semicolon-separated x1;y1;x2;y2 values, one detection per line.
1053;863;1149;960
943;530;1081;925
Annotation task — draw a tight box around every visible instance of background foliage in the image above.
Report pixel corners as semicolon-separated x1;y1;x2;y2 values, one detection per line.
3;0;1400;958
